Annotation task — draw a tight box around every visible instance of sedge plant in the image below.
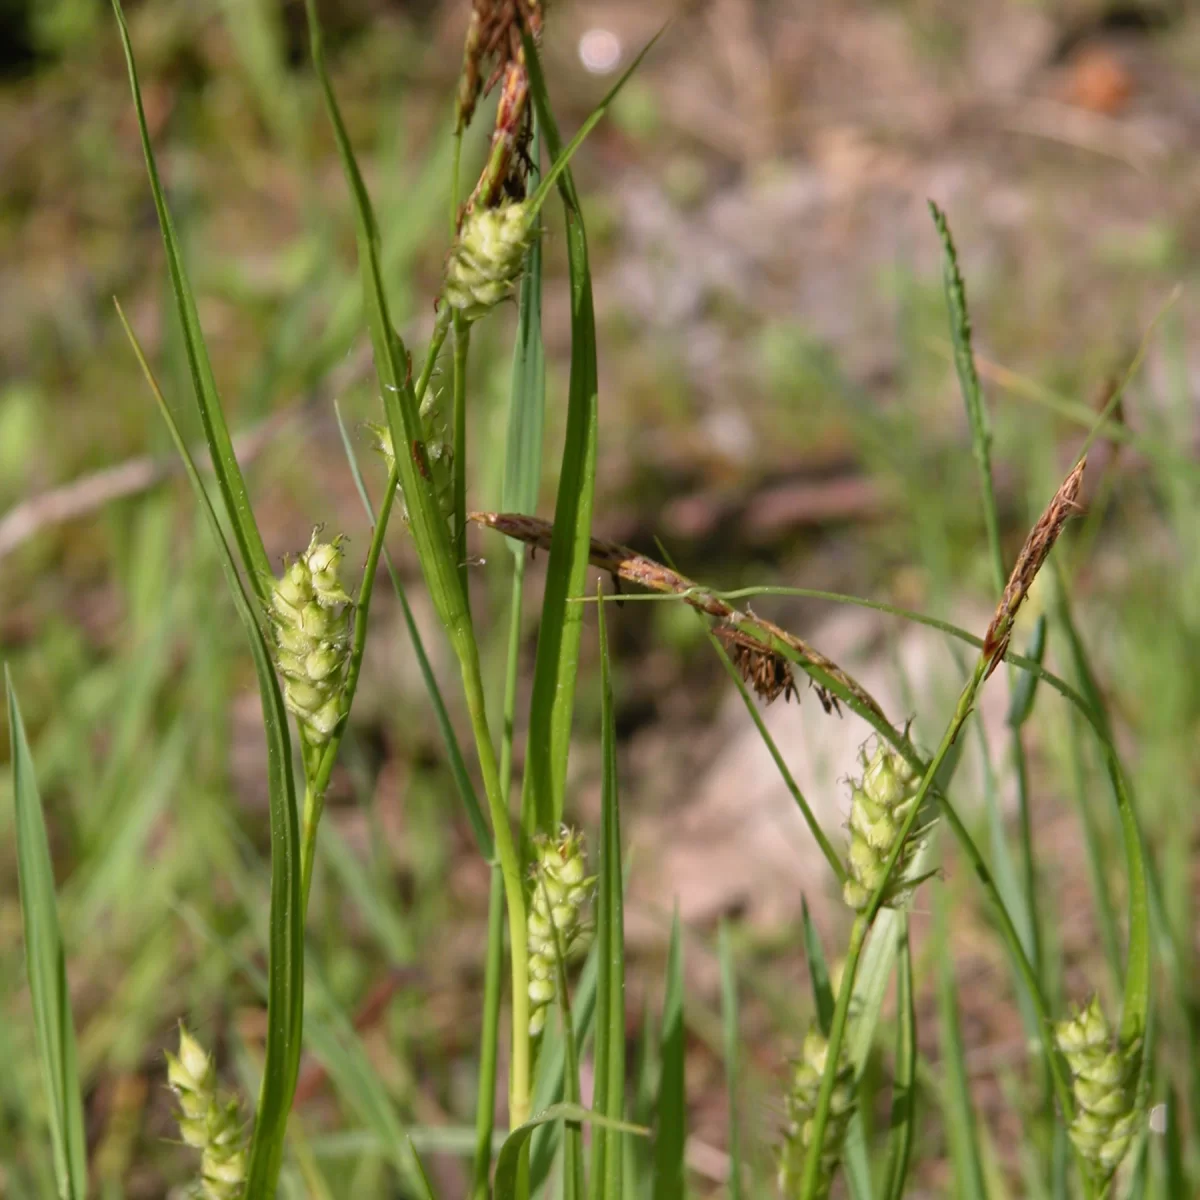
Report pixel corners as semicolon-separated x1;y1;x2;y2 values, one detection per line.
2;2;1177;1198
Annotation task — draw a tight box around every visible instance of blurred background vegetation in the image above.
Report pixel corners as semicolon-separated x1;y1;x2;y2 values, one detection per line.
2;0;1199;1194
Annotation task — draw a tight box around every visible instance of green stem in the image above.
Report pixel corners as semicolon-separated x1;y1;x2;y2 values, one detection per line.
453;314;471;603
459;647;531;1126
297;318;450;912
500;557;526;806
471;867;505;1199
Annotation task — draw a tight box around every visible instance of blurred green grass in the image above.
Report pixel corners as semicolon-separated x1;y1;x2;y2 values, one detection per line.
3;0;1200;1195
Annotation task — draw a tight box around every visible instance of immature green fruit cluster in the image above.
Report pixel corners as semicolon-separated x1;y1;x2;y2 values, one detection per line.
778;1030;855;1199
1056;997;1139;1180
841;742;930;912
444;200;535;320
269;530;352;745
166;1025;247;1200
527;827;595;1037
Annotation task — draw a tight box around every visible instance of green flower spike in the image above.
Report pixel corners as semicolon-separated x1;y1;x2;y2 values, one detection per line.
165;1024;247;1200
269;529;353;746
527;826;596;1037
778;1029;855;1199
841;741;934;912
444;199;536;321
1056;996;1140;1181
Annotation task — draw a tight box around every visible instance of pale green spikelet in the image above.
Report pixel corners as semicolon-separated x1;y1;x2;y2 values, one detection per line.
841;741;933;912
526;827;596;1037
268;529;353;746
165;1024;247;1200
444;200;536;320
777;1029;855;1199
1056;997;1140;1182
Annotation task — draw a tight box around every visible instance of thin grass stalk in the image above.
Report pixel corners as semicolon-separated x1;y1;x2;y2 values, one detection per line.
931;202;1043;987
453;313;471;603
471;867;505;1200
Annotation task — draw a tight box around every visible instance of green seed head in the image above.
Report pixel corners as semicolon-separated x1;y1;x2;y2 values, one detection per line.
778;1028;856;1199
444;200;536;321
526;826;596;1036
1055;996;1140;1184
841;741;929;913
166;1025;247;1200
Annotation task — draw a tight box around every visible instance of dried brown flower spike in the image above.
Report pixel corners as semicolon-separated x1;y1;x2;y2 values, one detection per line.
983;456;1086;678
715;625;799;706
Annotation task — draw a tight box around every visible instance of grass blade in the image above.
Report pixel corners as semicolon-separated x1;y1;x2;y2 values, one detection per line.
115;307;303;1197
111;0;271;599
471;869;505;1200
496;1106;646;1200
6;673;88;1200
589;592;627;1200
651;908;686;1200
717;921;742;1200
502;120;546;551
801;897;835;1036
881;918;917;1200
334;402;493;859
519;41;602;838
934;893;987;1200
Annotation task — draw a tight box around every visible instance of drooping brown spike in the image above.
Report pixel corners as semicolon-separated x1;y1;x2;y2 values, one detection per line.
983;456;1087;678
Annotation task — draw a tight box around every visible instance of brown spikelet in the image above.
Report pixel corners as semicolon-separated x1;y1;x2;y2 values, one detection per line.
714;625;799;705
983;457;1086;678
468;511;883;720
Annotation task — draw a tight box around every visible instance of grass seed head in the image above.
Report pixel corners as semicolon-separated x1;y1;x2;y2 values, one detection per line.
526;826;596;1036
841;741;931;912
445;199;536;320
269;529;353;746
165;1025;247;1200
1056;996;1140;1181
778;1028;855;1199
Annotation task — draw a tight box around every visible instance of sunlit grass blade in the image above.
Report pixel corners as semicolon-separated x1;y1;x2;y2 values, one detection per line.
589;593;627;1200
6;673;88;1200
115;305;303;1197
519;39;603;838
334;402;493;859
717;921;742;1200
496;1106;646;1200
801;897;835;1035
934;893;987;1200
1050;572;1151;1051
111;0;271;600
529;945;600;1191
502;120;546;551
881;917;917;1200
471;869;504;1200
651;907;685;1200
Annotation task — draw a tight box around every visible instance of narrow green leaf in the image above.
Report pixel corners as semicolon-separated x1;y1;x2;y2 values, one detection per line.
935;894;987;1200
1006;616;1046;727
501;120;546;552
881;918;917;1200
334;402;493;860
111;0;272;599
115;307;303;1198
717;921;742;1200
528;945;600;1191
305;0;467;649
471;870;505;1200
520;41;603;838
801;897;835;1036
1050;572;1151;1049
590;593;627;1200
6;673;88;1200
652;908;686;1200
496;1106;646;1200
408;1141;439;1200
1162;1086;1183;1199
